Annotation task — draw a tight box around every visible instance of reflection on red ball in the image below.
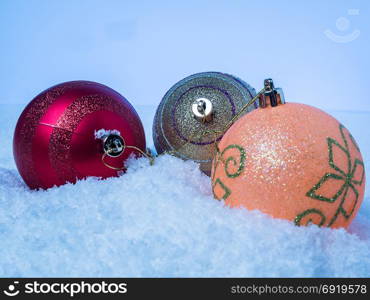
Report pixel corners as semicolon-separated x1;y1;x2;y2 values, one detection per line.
13;81;146;190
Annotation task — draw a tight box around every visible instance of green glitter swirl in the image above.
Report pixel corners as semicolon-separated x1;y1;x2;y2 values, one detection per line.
212;143;246;200
221;144;246;178
295;209;326;227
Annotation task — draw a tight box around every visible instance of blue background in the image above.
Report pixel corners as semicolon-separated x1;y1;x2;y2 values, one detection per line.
1;0;369;111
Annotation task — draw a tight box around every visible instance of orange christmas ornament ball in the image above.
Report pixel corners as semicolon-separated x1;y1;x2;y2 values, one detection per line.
211;80;365;229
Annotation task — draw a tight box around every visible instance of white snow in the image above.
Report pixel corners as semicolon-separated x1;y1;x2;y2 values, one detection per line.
94;129;121;140
0;104;369;277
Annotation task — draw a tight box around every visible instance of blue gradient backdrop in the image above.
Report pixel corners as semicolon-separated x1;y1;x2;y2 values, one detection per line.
0;0;369;111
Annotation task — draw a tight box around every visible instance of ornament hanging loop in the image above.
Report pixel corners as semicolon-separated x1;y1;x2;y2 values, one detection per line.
101;133;154;171
192;97;214;123
259;78;285;108
103;134;125;157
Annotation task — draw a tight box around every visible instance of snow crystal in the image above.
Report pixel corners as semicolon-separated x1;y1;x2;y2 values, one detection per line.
0;104;369;277
94;129;121;139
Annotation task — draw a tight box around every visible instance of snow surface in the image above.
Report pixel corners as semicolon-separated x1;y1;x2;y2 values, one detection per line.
0;104;369;277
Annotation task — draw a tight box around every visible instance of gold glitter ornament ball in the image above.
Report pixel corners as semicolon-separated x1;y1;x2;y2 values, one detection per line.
212;101;366;229
153;72;257;175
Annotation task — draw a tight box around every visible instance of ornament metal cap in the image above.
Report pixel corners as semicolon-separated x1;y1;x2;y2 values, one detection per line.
102;134;125;157
259;78;285;108
192;97;214;123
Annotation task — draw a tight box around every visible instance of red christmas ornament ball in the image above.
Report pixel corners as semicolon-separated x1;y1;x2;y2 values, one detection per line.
13;81;146;190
